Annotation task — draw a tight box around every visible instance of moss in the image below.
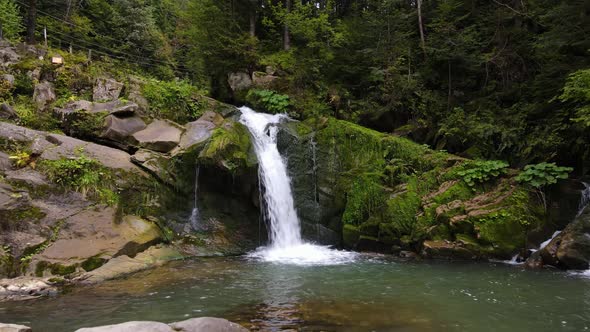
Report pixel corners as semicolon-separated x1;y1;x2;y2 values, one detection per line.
199;121;256;172
342;178;386;226
343;224;360;248
432;182;474;205
64;110;109;139
81;256;107;272
382;190;422;238
35;261;77;277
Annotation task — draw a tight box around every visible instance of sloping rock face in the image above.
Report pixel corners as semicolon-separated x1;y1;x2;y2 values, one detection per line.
278;118;546;258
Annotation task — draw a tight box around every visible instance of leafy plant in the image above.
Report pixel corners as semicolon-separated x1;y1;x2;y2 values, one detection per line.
246;89;291;114
40;153;118;205
515;162;572;188
9;151;32;168
0;0;23;41
141;78;204;123
456;160;509;188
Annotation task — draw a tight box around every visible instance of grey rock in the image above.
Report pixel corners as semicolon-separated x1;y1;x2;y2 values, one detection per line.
5;169;48;187
169;317;248;332
0;104;17;120
132;120;183;153
75;317;247;332
93;77;124;102
0;277;57;302
176;120;216;152
76;321;172;332
102;115;146;143
1;74;15;87
33;82;56;110
0;46;20;67
0;151;11;172
227;72;252;92
0;323;32;332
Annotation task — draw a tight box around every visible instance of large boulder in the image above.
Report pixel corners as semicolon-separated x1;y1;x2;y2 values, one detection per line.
175;111;224;154
93;77;124;102
33;82;56;110
0;44;20;67
102;115;146;144
75;317;247;332
227;72;252;92
0;104;17;120
132;120;183;153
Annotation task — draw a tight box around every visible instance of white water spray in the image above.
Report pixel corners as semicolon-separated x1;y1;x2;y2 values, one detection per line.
189;166;200;230
239;106;356;265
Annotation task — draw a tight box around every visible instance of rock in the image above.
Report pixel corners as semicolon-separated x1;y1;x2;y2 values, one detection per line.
0;103;18;120
127;76;149;113
0;323;32;332
399;250;419;259
101;115;146;144
169;317;248;332
33;82;56;110
0;46;20;67
132;120;183;153
227;72;252;92
55;100;139;117
0;152;11;172
76;321;172;332
554;206;590;269
77;246;184;284
32;212;163;276
4;169;48;187
172;111;224;155
93;77;124;102
75;317;247;332
421;240;477;260
0;277;57;302
252;71;278;87
524;250;544;269
1;74;15;87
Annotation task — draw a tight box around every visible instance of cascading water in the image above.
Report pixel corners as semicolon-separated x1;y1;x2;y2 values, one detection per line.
239;106;356;265
189;166;200;230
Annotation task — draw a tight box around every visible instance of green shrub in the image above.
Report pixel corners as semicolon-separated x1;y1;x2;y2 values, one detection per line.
40;152;118;205
141;78;203;122
515;162;572;188
246;89;291;114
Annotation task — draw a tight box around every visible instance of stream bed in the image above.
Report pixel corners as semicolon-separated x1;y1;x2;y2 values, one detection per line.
2;255;590;331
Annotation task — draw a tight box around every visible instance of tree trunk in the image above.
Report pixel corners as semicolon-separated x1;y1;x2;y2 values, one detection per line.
417;0;426;56
26;0;37;44
249;5;256;37
283;0;291;50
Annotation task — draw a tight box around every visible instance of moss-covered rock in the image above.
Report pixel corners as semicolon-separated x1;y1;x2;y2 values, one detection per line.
280;117;546;259
199;120;256;173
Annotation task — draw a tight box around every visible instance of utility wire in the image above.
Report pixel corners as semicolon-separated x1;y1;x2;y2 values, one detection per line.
16;0;186;69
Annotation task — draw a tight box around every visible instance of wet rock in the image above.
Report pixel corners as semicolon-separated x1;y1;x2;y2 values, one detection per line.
132;120;183;153
0;103;18;120
228;72;252;92
93;77;123;102
76;321;172;332
524;250;544;269
554;206;590;269
33;82;56;110
101;115;146;144
0;277;57;302
399;250;419;259
0;323;32;332
130;149;173;185
421;240;477;260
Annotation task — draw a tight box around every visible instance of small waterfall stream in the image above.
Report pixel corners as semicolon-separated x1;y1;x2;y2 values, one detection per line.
189;166;200;230
576;182;590;217
239;106;356;265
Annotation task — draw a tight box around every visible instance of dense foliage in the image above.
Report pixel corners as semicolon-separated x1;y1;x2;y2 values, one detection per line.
4;0;588;174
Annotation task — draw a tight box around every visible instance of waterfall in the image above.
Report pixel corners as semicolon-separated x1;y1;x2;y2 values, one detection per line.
189;166;200;230
239;106;356;265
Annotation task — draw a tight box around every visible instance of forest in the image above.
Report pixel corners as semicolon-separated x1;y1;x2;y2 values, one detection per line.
2;0;588;172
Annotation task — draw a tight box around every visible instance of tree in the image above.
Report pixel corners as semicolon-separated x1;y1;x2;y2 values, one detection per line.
0;0;23;41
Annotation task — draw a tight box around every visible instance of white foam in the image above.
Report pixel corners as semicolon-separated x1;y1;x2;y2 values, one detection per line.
247;243;358;266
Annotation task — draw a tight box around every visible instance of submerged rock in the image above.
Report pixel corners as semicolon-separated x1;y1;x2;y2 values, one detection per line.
0;277;57;302
75;317;247;332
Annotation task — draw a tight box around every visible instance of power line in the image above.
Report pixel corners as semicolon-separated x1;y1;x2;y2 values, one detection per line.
15;0;185;69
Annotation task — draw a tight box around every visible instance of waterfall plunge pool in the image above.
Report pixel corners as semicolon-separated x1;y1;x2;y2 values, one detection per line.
2;255;590;331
